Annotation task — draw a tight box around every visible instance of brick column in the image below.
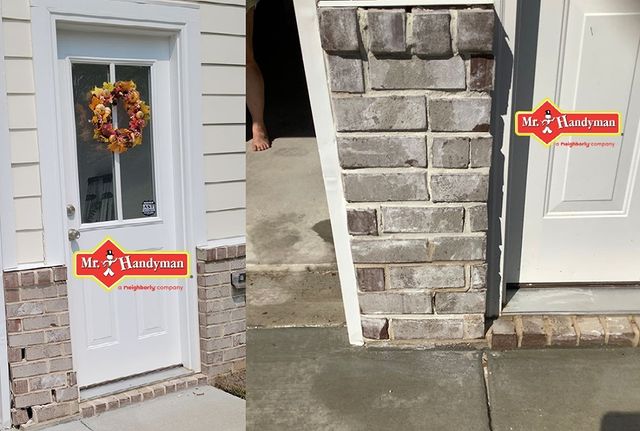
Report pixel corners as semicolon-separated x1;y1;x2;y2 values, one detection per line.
196;244;246;380
319;6;495;343
2;267;79;428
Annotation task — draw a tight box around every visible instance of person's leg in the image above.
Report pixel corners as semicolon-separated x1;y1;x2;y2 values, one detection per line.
246;7;270;151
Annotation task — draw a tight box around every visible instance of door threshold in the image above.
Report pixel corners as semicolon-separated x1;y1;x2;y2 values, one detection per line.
502;287;640;315
80;366;192;401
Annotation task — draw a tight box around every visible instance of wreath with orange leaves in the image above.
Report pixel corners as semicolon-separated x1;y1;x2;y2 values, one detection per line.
89;81;151;154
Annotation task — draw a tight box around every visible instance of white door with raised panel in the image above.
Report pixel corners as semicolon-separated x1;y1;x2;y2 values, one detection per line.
512;0;640;283
58;30;183;387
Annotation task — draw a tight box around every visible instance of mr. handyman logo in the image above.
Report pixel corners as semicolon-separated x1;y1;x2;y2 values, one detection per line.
73;238;190;291
515;99;621;146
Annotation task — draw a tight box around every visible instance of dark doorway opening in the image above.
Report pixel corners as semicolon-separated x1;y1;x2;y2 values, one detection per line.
247;0;315;140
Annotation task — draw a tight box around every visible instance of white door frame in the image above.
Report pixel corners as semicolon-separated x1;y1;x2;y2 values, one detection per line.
31;0;205;372
0;6;17;426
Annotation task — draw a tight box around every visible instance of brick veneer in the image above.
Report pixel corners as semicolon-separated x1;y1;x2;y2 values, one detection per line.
196;244;246;380
318;6;495;343
2;267;79;428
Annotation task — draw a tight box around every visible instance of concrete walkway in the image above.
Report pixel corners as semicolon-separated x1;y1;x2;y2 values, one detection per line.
247;137;344;328
39;386;245;431
248;327;640;431
247;137;336;269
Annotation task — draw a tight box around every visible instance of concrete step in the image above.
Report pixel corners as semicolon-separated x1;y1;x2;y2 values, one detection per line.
247;270;345;328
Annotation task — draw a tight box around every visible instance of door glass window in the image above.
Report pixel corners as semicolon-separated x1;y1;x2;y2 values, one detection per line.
72;63;116;224
115;65;156;220
71;63;157;224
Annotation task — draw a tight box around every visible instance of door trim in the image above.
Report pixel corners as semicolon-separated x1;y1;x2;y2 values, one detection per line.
31;0;205;373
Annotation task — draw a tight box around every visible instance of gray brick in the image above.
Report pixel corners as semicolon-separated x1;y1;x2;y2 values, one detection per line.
334;96;427;132
470;264;487;289
576;316;604;346
429;235;486;261
367;9;406;54
9;331;44;347
361;317;389;340
412;9;452;56
21;315;58;331
347;208;378;235
54;386;79;402
519;316;547;348
605;316;636;346
327;55;364;93
368;56;465;90
389;265;465;289
6;301;44;318
359;292;432;314
343;171;428;202
391;317;464;340
357;268;385;292
28;374;67;390
469;57;495;90
429;97;491;132
318;8;359;53
11;361;48;378
431;137;469;168
382;206;463;233
435;292;486;314
548;316;577;347
14;390;52;408
467;204;488;232
464;315;486;339
338;135;427;168
431;173;489;202
490;318;517;349
456;9;495;53
469;137;492;167
351;238;428;263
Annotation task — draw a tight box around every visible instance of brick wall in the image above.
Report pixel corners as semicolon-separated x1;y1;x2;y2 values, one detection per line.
197;244;246;380
2;267;79;428
318;6;495;343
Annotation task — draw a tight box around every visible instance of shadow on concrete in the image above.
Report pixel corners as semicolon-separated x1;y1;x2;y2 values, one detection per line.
601;413;640;431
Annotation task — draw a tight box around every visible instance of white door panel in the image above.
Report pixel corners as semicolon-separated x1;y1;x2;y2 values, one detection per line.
58;31;183;386
514;0;640;282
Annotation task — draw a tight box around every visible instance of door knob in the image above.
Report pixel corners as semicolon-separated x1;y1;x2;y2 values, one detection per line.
68;229;80;241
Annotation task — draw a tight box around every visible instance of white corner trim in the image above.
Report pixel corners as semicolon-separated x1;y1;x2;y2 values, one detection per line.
0;6;16;429
293;0;364;346
491;0;518;315
30;0;205;372
0;16;17;272
317;0;493;7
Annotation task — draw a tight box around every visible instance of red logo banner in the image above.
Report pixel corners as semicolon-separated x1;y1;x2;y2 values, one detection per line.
515;99;621;146
73;238;190;291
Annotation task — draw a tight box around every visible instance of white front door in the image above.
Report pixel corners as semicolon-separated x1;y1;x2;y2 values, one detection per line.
58;30;183;387
510;0;640;283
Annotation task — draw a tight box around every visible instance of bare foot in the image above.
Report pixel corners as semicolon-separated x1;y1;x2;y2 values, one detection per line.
251;123;270;151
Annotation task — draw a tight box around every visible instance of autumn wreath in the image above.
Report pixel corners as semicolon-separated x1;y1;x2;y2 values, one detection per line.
89;81;151;154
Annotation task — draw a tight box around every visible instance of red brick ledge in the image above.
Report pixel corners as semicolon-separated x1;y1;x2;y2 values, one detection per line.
79;373;208;419
489;315;640;349
196;244;246;262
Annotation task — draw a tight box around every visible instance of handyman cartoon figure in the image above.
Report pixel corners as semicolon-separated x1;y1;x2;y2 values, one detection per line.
542;109;553;134
103;250;116;277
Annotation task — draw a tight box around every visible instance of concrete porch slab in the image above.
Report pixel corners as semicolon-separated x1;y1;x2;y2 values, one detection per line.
247;327;490;431
486;349;640;431
248;270;345;328
247;137;336;267
38;386;245;431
